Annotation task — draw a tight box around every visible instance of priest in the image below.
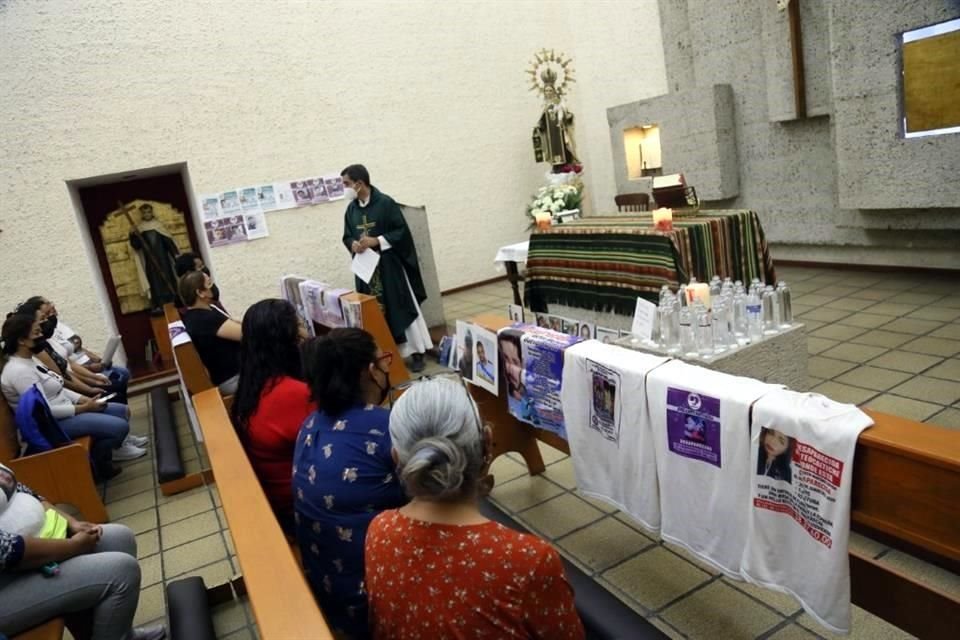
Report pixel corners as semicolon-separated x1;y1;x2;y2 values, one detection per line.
340;164;431;372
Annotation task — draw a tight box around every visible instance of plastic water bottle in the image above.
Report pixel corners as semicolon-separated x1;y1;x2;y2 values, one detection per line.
668;295;681;353
733;285;747;340
659;294;678;352
762;286;780;335
712;296;729;354
709;275;722;301
679;305;697;356
695;302;713;358
777;281;793;327
678;284;689;308
747;290;763;343
659;285;671;306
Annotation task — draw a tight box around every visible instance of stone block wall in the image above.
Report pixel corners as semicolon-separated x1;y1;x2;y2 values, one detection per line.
615;0;960;269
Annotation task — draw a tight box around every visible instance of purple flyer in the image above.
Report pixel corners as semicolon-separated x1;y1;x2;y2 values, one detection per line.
665;387;722;468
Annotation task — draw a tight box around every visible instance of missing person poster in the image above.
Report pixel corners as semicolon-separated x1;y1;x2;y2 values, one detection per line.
471;326;498;395
753;431;842;548
456;320;475;382
516;327;581;439
200;194;221;221
587;359;622;444
665;388;722;468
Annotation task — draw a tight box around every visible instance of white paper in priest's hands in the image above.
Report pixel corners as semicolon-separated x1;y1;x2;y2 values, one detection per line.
351;249;380;284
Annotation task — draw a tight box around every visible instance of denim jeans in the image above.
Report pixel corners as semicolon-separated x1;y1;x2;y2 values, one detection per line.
0;524;140;640
58;403;129;476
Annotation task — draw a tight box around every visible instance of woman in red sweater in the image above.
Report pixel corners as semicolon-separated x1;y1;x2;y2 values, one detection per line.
365;378;584;639
230;299;314;531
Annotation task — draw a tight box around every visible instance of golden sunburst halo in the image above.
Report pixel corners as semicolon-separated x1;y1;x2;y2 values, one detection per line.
526;48;575;98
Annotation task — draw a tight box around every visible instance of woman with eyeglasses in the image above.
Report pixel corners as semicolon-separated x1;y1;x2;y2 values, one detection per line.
230;299;313;531
365;378;584;639
292;328;406;640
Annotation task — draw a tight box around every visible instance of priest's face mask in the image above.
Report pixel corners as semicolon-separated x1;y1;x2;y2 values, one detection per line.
341;176;363;202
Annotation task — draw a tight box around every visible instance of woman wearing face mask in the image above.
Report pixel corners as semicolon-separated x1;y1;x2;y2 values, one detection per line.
14;300;118;402
292;328;407;640
1;314;131;481
230;299;314;530
178;270;242;395
174;253;225;310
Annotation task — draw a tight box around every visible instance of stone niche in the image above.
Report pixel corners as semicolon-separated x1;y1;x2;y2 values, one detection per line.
607;84;739;202
829;3;960;210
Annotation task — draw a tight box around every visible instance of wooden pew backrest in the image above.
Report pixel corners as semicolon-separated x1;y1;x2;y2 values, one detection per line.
192;388;332;639
0;392;22;461
164;304;217;395
341;293;410;386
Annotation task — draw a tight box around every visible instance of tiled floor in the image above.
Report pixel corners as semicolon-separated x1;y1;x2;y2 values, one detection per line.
441;265;960;639
78;395;258;640
91;264;957;640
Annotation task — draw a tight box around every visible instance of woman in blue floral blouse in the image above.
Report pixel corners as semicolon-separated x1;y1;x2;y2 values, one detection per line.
292;328;406;639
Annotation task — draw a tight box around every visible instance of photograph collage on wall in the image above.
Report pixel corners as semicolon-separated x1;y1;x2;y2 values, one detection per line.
197;174;345;249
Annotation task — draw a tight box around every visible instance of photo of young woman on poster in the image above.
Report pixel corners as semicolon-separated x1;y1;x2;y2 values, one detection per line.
757;427;795;484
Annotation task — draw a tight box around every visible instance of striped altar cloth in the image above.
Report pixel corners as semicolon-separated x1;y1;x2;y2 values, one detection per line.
524;210;776;316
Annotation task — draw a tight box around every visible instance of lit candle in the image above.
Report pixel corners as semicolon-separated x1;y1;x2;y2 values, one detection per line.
688;282;711;309
693;282;711;309
534;211;552;230
652;207;673;231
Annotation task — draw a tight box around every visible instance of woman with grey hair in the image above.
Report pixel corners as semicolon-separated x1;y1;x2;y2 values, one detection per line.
364;378;584;639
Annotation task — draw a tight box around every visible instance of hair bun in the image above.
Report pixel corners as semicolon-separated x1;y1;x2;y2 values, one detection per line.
400;436;467;499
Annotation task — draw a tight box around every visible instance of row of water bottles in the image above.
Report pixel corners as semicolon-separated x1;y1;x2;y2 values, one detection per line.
653;275;793;358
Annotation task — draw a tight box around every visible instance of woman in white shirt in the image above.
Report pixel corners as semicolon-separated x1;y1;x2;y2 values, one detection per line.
1;313;130;481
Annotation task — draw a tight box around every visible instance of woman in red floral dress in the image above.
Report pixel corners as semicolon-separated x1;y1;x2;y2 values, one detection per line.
365;377;584;640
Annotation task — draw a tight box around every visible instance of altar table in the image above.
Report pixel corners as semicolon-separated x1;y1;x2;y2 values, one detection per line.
524;210;776;315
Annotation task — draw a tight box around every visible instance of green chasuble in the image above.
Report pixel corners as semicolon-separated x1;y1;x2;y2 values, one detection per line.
342;187;428;344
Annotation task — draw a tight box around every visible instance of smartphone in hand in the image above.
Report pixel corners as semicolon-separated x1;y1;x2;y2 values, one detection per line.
96;392;118;404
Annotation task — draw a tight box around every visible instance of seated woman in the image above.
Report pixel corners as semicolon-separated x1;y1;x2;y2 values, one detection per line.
174;252;223;308
13;300;122;402
1;313;131;481
178;271;241;395
230;299;314;530
293;328;406;640
0;463;164;640
19;296;134;409
365;378;584;639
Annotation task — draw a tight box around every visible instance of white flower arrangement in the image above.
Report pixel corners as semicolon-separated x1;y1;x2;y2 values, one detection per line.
527;183;582;222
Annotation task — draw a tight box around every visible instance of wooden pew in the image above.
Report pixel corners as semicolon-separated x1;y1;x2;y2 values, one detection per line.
0;394;106;523
193;388;332;639
159;289;406;638
1;392;107;640
338;293;411;387
469;313;960;639
163;304;219;396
